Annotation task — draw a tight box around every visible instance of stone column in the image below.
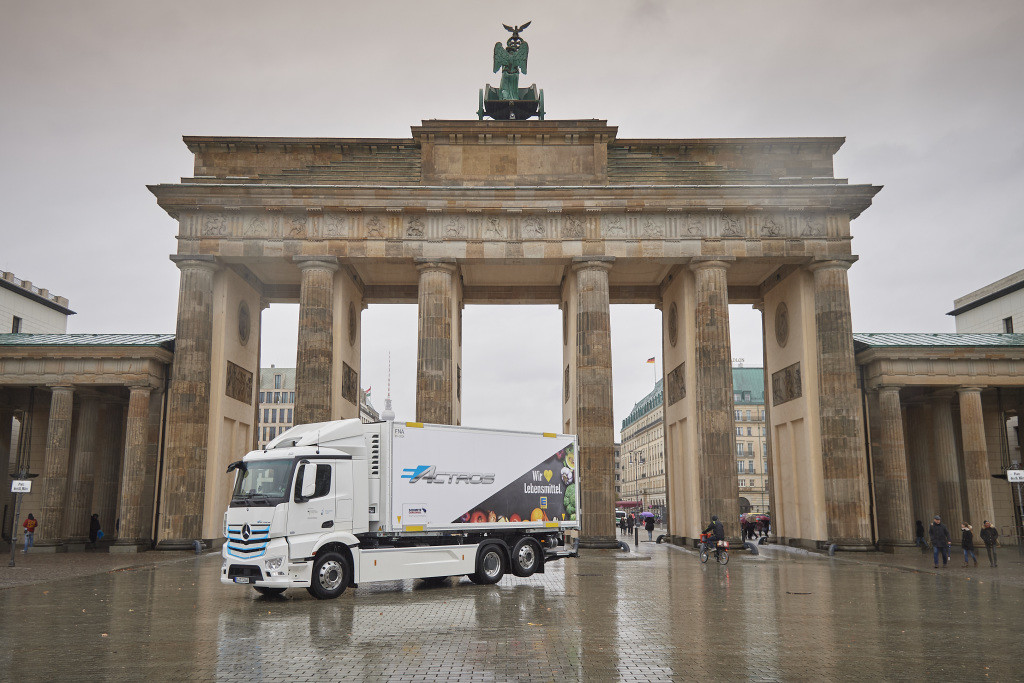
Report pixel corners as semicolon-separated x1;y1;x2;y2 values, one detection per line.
931;391;963;525
115;386;153;547
874;386;914;546
416;259;459;425
690;258;740;541
958;387;995;527
0;405;13;471
92;399;124;538
294;256;338;425
573;257;617;548
808;258;873;548
159;254;217;548
756;302;778;536
38;385;74;545
64;396;100;543
905;402;939;525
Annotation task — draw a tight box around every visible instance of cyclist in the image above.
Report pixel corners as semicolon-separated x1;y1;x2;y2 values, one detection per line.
702;515;725;559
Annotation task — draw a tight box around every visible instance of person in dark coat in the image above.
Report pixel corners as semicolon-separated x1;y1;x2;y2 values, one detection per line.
644;514;655;541
960;523;977;567
980;520;999;567
928;515;951;568
627;514;635;535
914;520;926;549
88;513;102;549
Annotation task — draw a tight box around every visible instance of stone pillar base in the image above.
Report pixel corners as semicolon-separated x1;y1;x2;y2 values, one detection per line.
64;542;88;553
108;544;147;554
877;542;924;555
578;537;620;550
24;544;62;554
155;539;197;551
818;540;875;552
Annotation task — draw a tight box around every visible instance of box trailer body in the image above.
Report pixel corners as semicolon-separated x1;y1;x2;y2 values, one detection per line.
220;419;579;599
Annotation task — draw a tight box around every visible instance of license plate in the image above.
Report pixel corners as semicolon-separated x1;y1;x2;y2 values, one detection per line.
233;577;250;584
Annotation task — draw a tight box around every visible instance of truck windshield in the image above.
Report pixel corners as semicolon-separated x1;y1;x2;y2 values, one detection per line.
231;459;294;506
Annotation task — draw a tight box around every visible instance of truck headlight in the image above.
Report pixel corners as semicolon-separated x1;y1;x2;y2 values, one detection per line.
265;557;284;571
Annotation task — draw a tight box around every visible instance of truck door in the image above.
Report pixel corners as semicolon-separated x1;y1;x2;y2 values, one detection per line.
287;460;335;545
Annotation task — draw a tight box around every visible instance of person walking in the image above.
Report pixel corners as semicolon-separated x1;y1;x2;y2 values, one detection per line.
22;513;37;553
960;523;978;567
88;513;102;549
980;520;999;567
627;513;635;536
914;520;926;549
928;515;951;568
645;514;655;541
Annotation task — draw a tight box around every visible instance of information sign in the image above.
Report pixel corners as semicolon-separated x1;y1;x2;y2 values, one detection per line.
1007;470;1024;483
11;480;32;493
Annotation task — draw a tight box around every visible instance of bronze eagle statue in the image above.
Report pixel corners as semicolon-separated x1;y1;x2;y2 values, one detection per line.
493;21;531;100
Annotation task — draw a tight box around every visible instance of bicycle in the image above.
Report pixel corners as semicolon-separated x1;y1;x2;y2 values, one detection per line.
698;533;730;565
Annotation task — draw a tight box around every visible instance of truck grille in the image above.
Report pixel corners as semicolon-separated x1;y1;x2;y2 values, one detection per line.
226;523;271;559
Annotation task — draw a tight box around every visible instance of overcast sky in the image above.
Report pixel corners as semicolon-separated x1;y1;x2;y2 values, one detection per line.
3;1;1022;439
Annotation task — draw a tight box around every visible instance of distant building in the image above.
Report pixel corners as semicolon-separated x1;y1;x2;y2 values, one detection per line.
613;442;621;499
256;366;377;449
0;271;74;333
949;268;1024;333
620;367;769;520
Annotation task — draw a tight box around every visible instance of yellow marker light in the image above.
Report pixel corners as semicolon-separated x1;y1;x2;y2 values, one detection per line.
542;432;556;438
405;525;424;532
406;422;424;428
545;521;559;528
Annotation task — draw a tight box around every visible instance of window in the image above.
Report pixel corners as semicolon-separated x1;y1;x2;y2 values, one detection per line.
259;392;265;403
1004;316;1014;333
290;392;296;403
745;410;751;421
275;374;282;389
735;427;742;436
746;427;752;436
272;409;278;423
11;316;22;333
295;463;332;500
747;443;754;455
263;408;269;423
287;409;293;423
747;460;754;473
736;443;744;457
737;462;744;473
734;410;740;420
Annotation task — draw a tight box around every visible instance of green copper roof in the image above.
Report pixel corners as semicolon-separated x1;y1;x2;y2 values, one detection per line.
853;332;1024;350
621;367;765;431
0;333;174;348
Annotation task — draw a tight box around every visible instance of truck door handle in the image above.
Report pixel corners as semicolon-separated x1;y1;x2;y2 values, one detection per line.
321;521;334;529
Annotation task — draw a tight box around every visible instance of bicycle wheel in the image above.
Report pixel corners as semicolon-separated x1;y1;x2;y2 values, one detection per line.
699;548;709;563
717;549;729;565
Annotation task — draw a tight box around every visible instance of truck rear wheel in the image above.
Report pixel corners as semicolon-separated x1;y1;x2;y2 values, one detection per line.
510;537;542;577
470;545;506;585
306;552;351;600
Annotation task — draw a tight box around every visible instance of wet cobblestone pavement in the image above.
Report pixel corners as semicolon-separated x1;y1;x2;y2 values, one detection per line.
1;540;1021;681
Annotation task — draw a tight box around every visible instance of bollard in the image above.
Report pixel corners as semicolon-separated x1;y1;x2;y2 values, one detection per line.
634;526;639;547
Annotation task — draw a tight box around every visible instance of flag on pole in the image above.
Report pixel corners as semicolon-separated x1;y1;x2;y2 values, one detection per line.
646;357;655;364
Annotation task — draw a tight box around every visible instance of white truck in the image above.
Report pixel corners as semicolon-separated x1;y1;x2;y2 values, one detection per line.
221;419;580;599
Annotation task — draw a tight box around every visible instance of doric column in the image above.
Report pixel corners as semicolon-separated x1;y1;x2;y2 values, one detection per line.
931;391;963;525
874;386;914;546
294;255;338;425
159;254;218;548
808;257;872;548
755;302;778;537
957;387;995;527
416;259;459;425
115;386;153;546
64;396;100;543
690;258;740;541
91;398;124;538
905;402;939;526
38;385;74;545
0;405;13;471
572;257;617;548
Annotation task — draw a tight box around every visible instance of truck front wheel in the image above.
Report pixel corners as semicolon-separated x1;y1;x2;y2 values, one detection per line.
510;537;542;577
307;552;351;600
469;545;506;585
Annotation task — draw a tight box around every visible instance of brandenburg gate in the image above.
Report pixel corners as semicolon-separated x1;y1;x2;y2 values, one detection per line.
149;118;881;551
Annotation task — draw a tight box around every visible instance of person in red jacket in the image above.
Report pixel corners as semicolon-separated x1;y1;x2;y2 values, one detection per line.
22;513;37;553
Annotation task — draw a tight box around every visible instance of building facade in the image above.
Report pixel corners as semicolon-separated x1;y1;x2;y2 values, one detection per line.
620;367;769;520
0;271;74;334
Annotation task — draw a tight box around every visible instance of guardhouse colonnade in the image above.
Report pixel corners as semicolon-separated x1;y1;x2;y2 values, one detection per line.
149;119;882;550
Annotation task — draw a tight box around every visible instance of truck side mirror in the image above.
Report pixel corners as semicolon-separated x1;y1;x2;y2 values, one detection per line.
296;463;317;501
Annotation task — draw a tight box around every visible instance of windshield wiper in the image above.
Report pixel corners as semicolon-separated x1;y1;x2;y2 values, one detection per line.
233;492;274;506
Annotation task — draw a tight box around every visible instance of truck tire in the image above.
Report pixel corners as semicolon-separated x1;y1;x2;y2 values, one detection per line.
306;552;351;600
253;586;286;597
470;544;506;585
510;537;542;577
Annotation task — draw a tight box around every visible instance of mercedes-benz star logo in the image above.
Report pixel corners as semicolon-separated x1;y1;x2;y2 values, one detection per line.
241;524;251;540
